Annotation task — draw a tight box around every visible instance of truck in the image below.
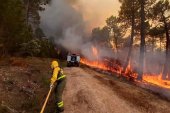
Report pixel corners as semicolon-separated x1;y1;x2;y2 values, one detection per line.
67;54;80;67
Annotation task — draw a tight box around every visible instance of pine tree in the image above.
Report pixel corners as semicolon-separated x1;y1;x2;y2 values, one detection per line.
150;0;170;79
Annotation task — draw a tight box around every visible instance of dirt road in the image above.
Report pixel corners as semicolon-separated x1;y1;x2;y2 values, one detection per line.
62;67;170;113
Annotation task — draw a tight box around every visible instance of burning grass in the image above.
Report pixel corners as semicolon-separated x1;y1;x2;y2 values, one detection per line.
81;58;170;89
143;74;170;89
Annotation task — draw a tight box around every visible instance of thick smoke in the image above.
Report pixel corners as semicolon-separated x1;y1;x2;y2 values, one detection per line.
40;0;84;50
40;0;83;34
39;0;114;60
39;0;167;76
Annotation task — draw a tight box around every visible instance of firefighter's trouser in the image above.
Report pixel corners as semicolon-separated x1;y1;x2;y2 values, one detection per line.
54;77;66;112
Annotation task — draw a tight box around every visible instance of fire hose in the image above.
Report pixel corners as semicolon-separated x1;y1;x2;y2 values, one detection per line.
40;86;53;113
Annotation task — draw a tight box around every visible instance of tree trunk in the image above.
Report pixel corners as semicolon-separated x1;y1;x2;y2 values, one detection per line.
26;0;30;26
138;0;146;80
162;15;170;80
115;38;118;53
0;25;8;56
152;37;155;52
160;36;162;51
113;33;118;53
123;0;135;72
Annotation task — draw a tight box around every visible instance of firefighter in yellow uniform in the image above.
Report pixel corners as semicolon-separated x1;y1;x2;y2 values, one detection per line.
50;61;66;113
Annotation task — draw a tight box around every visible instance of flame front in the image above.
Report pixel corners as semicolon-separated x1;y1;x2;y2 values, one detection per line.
81;58;109;71
143;74;170;89
92;46;98;58
81;46;170;89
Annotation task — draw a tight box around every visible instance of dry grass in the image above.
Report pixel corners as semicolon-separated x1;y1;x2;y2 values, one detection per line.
0;57;60;113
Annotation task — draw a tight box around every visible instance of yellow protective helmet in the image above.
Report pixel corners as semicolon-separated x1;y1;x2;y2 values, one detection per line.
51;60;59;69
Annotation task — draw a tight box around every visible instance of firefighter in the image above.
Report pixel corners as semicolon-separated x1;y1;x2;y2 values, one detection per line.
50;60;66;113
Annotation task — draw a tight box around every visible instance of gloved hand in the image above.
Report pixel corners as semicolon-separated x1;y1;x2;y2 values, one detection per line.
50;83;53;89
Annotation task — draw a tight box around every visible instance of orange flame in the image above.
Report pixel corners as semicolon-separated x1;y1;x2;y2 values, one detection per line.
81;58;170;88
143;74;170;89
81;46;170;89
81;58;109;71
81;58;124;77
92;46;98;58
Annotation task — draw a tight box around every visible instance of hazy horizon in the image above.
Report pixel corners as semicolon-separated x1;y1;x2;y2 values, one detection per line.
72;0;121;31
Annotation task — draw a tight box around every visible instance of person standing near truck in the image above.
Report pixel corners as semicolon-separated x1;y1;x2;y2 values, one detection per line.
50;60;66;113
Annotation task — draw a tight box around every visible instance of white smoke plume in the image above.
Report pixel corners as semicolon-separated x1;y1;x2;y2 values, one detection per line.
39;0;114;60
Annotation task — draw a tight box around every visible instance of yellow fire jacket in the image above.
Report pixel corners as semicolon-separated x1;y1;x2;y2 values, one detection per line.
51;67;66;84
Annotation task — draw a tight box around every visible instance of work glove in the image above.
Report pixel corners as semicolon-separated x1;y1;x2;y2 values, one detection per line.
50;83;53;89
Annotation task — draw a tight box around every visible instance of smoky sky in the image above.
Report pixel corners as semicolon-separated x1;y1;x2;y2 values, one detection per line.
40;0;85;37
39;0;116;59
39;0;166;75
40;0;86;52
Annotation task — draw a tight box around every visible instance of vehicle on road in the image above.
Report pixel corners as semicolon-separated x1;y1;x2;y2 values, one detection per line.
67;54;80;67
